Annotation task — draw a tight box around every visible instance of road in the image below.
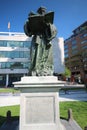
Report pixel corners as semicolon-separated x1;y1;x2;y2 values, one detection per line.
59;89;87;101
0;89;87;107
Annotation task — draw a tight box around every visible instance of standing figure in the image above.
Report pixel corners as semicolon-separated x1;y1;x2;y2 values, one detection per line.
24;7;57;76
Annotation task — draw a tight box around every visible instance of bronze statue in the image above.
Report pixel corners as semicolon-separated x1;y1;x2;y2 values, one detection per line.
24;7;57;76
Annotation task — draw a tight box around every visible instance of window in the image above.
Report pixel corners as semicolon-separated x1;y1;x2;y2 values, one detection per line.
24;51;29;58
7;41;15;47
72;49;78;55
72;40;77;45
81;33;87;38
64;44;68;49
24;41;31;48
0;41;4;46
0;41;7;47
72;45;77;50
0;51;5;57
23;62;30;68
84;64;87;69
65;53;69;58
64;49;68;53
83;57;87;62
82;45;87;49
14;51;20;58
81;40;87;44
1;63;6;68
19;52;24;58
10;62;23;69
6;62;10;68
75;29;80;34
83;33;87;37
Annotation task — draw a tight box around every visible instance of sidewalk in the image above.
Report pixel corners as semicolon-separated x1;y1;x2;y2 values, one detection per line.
0;96;20;107
0;90;87;107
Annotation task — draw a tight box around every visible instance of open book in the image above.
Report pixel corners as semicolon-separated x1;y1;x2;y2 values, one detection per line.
28;11;54;34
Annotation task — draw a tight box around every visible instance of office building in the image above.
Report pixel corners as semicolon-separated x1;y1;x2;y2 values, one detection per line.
64;21;87;83
0;32;31;87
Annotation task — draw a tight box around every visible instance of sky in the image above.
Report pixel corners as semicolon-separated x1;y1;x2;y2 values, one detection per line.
0;0;87;39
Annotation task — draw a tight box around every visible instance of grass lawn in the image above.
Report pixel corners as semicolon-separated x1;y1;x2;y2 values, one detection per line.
60;101;87;130
0;102;87;130
0;88;20;93
0;105;20;126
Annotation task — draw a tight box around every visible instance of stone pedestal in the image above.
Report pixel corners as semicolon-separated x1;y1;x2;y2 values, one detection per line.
14;76;66;130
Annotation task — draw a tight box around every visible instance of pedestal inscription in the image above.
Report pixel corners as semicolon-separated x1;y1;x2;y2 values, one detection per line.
25;96;55;124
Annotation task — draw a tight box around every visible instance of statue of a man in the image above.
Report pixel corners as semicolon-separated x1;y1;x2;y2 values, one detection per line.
24;7;57;76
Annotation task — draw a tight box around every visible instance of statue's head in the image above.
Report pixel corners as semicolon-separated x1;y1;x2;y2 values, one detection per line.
37;6;47;15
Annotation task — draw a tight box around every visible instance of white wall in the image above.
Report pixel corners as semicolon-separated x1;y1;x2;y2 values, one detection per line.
52;37;65;74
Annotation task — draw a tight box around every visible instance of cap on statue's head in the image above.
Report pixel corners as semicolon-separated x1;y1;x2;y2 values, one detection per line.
37;6;47;14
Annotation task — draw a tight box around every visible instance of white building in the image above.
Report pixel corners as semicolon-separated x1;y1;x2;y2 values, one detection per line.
0;32;31;87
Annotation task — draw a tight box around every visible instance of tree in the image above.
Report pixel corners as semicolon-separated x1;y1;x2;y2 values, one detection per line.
63;67;71;77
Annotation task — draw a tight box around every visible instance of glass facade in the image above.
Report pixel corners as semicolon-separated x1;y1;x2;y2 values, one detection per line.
0;40;31;71
0;51;30;58
0;40;31;48
0;62;30;69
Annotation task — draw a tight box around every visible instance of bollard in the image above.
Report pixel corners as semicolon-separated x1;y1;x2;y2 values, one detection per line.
6;110;12;122
68;108;73;121
84;126;87;130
